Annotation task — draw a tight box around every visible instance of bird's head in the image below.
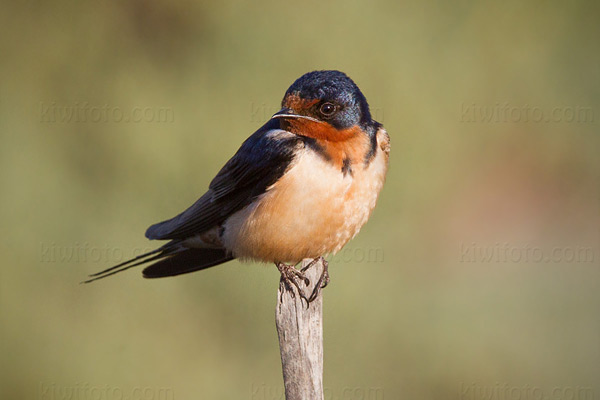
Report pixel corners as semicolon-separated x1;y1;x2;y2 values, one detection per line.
272;70;377;141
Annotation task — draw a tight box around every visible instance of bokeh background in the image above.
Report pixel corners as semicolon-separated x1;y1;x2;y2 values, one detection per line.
1;1;598;399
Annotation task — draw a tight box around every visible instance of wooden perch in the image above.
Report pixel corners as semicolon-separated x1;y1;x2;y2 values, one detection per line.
275;258;325;400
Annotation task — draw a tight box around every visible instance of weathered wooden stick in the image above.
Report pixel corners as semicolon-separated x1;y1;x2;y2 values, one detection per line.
275;258;325;400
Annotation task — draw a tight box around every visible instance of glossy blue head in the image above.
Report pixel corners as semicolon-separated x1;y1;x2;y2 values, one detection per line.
278;70;375;131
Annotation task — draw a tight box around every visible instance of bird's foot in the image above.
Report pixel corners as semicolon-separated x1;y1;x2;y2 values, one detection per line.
301;256;330;302
277;262;311;305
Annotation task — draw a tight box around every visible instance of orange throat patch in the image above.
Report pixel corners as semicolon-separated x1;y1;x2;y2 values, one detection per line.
282;118;369;170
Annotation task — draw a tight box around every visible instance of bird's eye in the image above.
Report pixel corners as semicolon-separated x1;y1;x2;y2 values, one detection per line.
319;102;336;117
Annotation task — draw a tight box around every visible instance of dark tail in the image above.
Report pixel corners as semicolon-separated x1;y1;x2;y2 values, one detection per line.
142;248;234;278
82;242;234;283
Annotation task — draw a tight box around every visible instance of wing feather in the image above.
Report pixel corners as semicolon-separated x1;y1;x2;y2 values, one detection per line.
145;120;302;240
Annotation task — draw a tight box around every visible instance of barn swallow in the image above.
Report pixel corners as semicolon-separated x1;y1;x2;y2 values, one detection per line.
85;70;390;302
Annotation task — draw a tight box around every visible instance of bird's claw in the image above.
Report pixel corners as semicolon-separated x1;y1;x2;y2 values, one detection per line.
277;262;311;305
306;257;329;302
276;257;331;305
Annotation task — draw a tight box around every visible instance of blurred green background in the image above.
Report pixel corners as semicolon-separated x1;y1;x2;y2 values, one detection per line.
1;1;598;399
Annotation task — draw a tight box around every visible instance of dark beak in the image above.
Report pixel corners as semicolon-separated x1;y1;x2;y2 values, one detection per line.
271;108;320;122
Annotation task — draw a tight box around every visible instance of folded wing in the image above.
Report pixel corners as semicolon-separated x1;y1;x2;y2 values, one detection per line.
145;120;302;241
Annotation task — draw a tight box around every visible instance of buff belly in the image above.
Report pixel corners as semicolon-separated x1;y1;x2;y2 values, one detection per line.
221;130;389;263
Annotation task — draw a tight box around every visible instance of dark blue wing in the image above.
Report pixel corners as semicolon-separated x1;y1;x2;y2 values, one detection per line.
145;119;302;240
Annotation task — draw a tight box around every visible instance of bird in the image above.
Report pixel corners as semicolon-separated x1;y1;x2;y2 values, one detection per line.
85;70;390;302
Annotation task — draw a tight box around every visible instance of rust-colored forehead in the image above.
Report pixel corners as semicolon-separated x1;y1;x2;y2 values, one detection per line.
282;93;319;111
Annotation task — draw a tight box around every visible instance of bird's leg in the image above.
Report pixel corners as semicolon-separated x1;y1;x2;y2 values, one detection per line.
301;256;330;302
276;262;310;305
